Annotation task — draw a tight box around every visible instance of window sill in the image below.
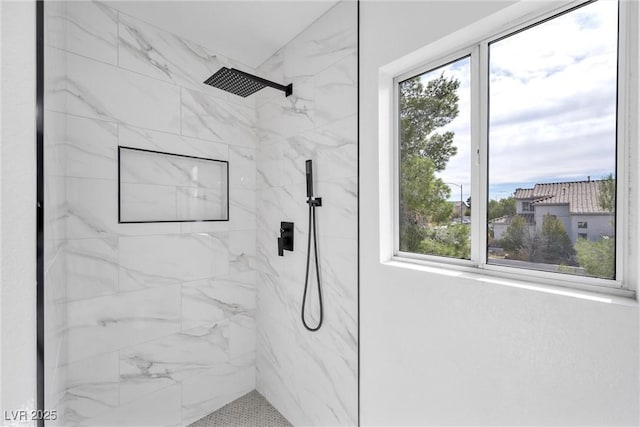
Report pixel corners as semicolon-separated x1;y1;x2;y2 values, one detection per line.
385;256;637;305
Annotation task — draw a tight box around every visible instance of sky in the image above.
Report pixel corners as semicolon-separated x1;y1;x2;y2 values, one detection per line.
413;0;618;202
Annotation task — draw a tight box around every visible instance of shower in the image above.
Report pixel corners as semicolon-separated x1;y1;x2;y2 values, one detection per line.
302;159;323;332
208;68;324;332
204;67;293;97
39;1;358;425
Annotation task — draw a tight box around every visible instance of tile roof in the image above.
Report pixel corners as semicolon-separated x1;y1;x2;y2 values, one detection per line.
514;180;612;214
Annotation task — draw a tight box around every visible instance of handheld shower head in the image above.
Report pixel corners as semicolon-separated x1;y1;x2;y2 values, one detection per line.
306;160;313;198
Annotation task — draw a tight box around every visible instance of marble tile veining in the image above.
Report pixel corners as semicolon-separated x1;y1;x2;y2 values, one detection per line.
64;285;181;364
66;115;118;180
119;322;229;403
65;51;181;133
119;233;229;291
118;12;227;93
182;272;256;331
119;125;229;161
66;237;118;301
181;88;256;146
60;352;119;425
65;1;118;65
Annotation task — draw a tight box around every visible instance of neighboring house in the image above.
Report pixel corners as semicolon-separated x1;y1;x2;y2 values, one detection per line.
491;180;614;244
450;200;470;222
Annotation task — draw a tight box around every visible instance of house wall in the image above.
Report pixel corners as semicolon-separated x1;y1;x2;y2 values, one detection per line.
571;214;614;243
534;204;571;236
516;199;533;214
255;2;358;425
360;1;639;425
45;2;258;425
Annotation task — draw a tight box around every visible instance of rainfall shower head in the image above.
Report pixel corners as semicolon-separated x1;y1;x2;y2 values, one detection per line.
204;67;292;98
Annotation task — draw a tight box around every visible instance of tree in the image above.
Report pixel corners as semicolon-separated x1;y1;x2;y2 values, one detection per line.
575;237;615;279
399;156;453;252
400;155;453;227
418;224;470;259
598;173;615;213
399;74;460;169
488;196;516;220
537;214;574;264
501;215;528;256
398;73;461;253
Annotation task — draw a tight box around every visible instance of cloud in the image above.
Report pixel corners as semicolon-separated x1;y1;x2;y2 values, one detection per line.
421;0;619;200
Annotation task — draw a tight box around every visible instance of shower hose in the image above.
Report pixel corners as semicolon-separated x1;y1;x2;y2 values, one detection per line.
301;203;323;331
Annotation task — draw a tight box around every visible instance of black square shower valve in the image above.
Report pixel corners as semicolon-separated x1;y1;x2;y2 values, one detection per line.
278;221;294;256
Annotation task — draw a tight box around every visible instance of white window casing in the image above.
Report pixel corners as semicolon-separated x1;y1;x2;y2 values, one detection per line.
383;0;639;297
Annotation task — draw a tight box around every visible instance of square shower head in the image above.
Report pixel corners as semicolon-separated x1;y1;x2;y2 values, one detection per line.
203;67;266;98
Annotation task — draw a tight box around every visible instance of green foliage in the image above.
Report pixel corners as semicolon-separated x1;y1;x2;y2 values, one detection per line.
499;214;576;265
399;221;427;254
575;237;615;279
598;173;615;213
488;197;516;220
398;72;461;254
501;215;528;255
399;74;460;170
399;155;453;227
418;224;470;259
537;214;574;264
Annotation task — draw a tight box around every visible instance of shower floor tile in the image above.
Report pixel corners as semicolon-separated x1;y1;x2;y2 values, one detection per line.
188;390;292;427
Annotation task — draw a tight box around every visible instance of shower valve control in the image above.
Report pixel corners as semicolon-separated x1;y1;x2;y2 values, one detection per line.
278;222;294;256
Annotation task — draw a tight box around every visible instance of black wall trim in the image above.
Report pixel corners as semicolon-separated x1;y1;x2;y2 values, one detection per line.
356;0;361;426
36;0;45;425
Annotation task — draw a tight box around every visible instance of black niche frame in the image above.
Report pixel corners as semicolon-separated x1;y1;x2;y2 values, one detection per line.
117;146;230;224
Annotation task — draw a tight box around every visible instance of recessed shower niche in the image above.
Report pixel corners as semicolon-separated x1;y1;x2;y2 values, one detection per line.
118;146;229;223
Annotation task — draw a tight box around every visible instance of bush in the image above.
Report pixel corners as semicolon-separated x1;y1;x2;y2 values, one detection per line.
575;236;615;279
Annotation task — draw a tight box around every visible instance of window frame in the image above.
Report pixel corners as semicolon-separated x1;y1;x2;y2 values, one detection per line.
390;0;638;296
394;47;476;265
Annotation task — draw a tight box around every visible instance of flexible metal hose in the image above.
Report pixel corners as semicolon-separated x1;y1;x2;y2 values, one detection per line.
301;204;323;331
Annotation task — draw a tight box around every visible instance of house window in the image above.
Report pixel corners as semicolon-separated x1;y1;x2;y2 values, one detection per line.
393;0;634;291
578;233;588;239
486;0;617;279
398;56;471;259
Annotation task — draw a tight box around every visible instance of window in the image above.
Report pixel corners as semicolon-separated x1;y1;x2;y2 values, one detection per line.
393;0;636;292
398;56;471;259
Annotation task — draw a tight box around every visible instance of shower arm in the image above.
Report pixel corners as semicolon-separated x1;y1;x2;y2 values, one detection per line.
231;68;293;97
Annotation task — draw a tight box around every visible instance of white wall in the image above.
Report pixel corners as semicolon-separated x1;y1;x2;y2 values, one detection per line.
360;2;639;425
0;1;37;425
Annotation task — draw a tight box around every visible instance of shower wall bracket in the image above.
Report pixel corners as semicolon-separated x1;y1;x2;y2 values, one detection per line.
306;197;322;207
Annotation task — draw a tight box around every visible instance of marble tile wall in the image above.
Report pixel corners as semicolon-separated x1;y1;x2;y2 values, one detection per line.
44;2;68;425
255;1;358;426
44;1;257;425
